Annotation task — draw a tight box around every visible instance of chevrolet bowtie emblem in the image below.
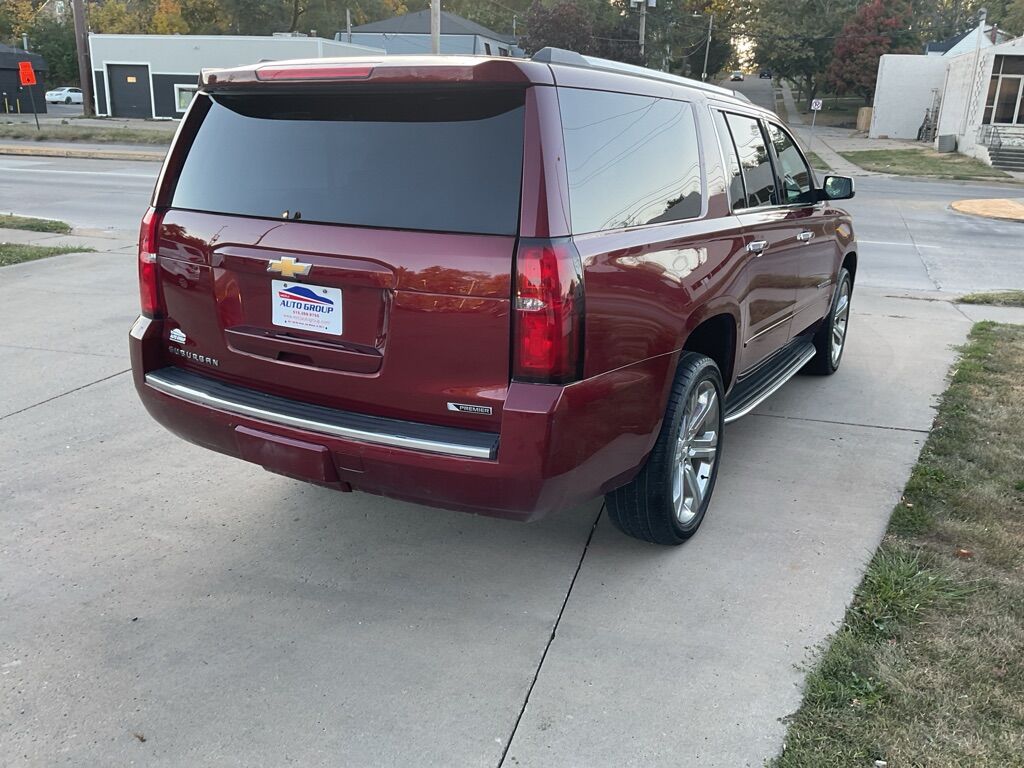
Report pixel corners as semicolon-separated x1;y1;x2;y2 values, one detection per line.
267;256;312;279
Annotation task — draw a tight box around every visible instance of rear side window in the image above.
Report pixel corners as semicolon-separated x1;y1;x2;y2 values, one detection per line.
724;113;777;208
712;110;746;213
559;88;702;233
171;90;525;235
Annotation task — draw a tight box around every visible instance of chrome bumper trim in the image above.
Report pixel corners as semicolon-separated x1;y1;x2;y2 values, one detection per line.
145;371;496;460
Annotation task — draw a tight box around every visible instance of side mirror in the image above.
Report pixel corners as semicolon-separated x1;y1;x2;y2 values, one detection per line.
818;175;855;201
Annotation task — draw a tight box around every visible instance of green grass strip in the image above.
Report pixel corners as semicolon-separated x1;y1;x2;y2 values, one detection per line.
773;322;1024;767
0;243;94;266
0;214;72;234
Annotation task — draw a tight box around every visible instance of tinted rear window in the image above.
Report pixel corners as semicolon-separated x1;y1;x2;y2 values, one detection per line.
171;90;525;235
558;88;702;233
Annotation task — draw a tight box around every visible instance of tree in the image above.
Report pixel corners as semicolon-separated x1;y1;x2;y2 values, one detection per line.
90;0;141;33
6;0;35;37
745;0;859;106
520;0;595;55
150;0;189;34
827;0;918;102
27;16;79;86
1003;0;1024;34
179;0;228;33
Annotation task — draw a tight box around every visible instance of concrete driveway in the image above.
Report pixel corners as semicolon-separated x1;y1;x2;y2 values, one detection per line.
1;217;990;767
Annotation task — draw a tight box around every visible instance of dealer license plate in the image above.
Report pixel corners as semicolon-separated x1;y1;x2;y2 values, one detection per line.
271;280;343;336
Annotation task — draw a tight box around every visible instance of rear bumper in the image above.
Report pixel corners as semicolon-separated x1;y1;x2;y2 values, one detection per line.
130;317;674;520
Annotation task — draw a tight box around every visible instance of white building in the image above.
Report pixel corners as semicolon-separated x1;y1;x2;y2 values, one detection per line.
870;24;1024;171
88;34;384;119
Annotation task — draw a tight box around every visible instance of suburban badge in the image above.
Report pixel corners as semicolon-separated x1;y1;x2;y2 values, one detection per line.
169;328;187;344
267;256;312;279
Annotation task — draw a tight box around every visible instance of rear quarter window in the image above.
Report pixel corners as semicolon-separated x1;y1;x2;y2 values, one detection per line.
170;89;526;236
558;88;703;233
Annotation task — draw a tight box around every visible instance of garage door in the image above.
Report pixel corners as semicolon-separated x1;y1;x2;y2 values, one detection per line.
107;64;152;118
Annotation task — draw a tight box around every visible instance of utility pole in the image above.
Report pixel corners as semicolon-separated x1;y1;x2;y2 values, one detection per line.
22;33;30;52
638;0;647;59
633;0;654;60
346;8;352;43
71;0;94;116
431;0;441;54
701;13;714;82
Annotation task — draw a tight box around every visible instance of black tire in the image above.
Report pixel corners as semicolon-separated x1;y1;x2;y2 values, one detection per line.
804;267;852;375
605;352;725;545
64;97;72;104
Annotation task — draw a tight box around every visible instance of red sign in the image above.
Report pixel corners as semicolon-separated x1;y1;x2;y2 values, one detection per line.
18;61;37;87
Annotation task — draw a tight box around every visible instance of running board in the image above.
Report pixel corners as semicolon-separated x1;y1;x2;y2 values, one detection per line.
723;340;816;423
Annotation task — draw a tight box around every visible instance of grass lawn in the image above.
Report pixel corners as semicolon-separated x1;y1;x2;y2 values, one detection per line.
0;123;172;145
840;148;1013;181
773;321;1024;767
0;243;94;267
794;95;865;127
805;150;831;172
0;214;71;234
959;290;1024;307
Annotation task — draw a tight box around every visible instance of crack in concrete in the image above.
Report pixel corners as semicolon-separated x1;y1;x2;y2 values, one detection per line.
897;207;941;291
0;342;123;359
497;504;604;767
0;369;130;421
749;411;931;434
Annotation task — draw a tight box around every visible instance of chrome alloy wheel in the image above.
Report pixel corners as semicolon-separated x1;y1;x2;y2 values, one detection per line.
831;279;851;366
672;380;720;526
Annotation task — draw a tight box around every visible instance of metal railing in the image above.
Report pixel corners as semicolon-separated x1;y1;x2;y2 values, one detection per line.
977;124;1003;149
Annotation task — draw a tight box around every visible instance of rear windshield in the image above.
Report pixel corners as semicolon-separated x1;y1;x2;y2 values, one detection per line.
171;90;526;236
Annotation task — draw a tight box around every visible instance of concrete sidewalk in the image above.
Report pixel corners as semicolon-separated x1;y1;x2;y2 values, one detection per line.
779;83;867;176
0;225;136;252
0;236;1019;767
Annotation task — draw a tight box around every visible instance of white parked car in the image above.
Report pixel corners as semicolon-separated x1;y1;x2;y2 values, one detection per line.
45;87;83;105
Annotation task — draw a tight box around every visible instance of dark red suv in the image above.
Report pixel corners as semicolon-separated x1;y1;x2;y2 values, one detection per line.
130;49;857;545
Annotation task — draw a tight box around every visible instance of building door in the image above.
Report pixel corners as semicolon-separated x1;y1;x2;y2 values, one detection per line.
107;64;151;118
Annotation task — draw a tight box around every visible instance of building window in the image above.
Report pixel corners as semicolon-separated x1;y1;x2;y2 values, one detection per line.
174;84;197;113
984;56;1024;125
498;47;509;56
484;42;493;55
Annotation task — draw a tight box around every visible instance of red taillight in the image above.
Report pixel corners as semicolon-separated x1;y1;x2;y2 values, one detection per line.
255;63;376;81
513;239;585;384
138;207;164;318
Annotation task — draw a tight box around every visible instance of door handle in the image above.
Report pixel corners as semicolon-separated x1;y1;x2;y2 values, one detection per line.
797;230;814;242
747;240;768;256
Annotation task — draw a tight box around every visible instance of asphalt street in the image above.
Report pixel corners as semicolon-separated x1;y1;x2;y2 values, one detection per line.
0;155;157;232
726;75;1024;293
3;86;1024;766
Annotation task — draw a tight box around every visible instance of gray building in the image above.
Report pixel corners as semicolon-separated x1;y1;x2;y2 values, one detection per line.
88;34;384;119
339;10;521;56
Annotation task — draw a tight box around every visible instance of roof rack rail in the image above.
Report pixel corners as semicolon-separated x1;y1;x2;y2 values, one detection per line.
531;47;751;103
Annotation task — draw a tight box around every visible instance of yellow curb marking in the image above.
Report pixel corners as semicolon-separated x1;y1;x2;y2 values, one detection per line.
951;198;1024;222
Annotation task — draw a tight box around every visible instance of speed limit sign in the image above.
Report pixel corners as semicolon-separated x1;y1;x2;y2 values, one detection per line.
811;98;823;111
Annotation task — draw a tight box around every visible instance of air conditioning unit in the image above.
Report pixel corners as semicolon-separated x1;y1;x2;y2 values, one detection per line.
936;134;957;153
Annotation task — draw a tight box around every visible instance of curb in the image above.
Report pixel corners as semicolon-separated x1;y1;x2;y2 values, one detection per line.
0;143;165;162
